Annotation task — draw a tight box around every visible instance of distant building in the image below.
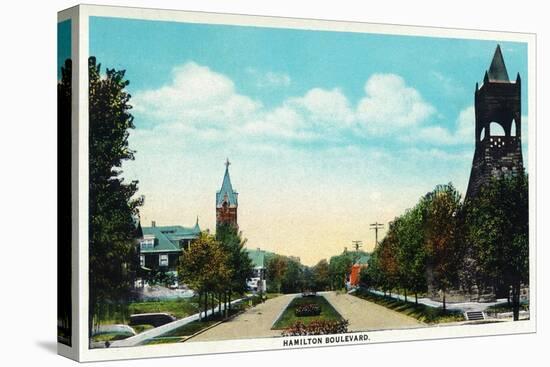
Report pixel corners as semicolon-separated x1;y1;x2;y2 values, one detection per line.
138;220;201;275
246;248;267;293
216;158;239;230
348;254;370;288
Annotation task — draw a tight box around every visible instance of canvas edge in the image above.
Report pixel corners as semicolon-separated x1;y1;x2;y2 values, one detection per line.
56;5;80;362
58;3;537;362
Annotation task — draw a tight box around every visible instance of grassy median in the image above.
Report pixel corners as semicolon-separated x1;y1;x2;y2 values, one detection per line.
272;295;343;329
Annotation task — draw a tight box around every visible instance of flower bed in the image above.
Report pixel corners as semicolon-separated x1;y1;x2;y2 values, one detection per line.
295;303;321;317
282;320;349;336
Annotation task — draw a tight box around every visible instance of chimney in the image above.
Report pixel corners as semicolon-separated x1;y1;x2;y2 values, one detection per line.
151;220;156;228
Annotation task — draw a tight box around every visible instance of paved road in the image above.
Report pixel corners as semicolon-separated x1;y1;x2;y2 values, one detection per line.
321;291;424;332
189;294;296;342
190;291;423;342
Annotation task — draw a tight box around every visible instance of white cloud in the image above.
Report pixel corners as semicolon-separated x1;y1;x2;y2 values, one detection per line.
133;62;261;130
246;68;291;88
132;63;444;151
357;73;435;134
402;105;475;146
287;88;355;128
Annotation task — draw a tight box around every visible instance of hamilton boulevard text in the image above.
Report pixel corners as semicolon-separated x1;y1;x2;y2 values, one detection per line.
282;334;369;347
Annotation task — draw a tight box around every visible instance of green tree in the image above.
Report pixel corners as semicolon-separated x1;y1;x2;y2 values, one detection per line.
178;232;230;320
394;205;428;304
363;250;383;290
466;174;529;320
378;231;400;297
328;250;354;290
312;259;330;291
88;57;143;339
266;254;288;293
216;224;253;313
423;183;463;310
281;258;304;293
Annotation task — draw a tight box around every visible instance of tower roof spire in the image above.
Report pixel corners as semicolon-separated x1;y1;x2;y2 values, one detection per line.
216;158;238;207
487;44;510;82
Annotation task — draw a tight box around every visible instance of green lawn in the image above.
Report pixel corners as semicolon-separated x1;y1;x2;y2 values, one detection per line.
272;295;343;329
486;301;529;314
141;337;185;345
128;298;200;320
91;332;133;343
99;297;203;325
354;289;464;324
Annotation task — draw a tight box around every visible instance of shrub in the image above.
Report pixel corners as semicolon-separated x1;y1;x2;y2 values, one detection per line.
282;320;349;336
295;303;321;317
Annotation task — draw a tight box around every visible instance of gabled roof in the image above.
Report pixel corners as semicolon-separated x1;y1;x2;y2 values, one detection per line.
141;223;201;253
216;162;238;207
487;45;510;82
246;248;266;269
355;254;370;265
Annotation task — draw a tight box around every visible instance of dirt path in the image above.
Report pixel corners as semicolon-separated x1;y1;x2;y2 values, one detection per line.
189;294;296;342
321;291;424;331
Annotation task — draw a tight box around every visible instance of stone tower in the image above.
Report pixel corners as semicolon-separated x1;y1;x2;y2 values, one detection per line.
465;45;524;200
216;158;238;230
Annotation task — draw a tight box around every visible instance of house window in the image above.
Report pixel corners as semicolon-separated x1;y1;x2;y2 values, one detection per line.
140;255;145;267
140;237;155;250
159;254;169;267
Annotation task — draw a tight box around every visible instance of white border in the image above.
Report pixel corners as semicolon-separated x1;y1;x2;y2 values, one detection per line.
60;4;537;362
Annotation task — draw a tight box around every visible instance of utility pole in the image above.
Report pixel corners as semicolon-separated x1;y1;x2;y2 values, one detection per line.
370;222;384;247
352;240;363;252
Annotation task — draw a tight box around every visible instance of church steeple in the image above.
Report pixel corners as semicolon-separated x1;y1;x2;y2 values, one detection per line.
216;158;238;208
487;44;510;82
216;158;239;229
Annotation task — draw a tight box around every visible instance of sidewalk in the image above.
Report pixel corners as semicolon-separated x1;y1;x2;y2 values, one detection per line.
189;293;296;342
366;289;507;313
321;291;423;332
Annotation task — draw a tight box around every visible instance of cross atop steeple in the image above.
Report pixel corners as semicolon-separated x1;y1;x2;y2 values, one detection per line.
225;157;231;169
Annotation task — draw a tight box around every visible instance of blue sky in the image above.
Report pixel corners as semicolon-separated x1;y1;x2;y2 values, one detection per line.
57;20;71;79
88;16;529;265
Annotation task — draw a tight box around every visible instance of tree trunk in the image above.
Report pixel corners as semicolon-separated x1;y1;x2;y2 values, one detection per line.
415;292;418;305
218;293;222;316
198;293;202;321
225;292;229;318
404;288;407;302
204;291;208;320
211;293;215;318
512;282;520;321
442;290;446;311
228;291;232;312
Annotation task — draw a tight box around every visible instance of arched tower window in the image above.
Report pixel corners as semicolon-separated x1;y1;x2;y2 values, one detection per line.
511;119;518;137
489;122;505;136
